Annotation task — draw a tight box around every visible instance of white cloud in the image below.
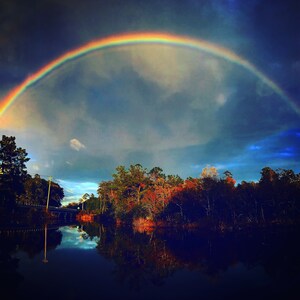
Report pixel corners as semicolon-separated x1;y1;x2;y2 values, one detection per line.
70;138;86;151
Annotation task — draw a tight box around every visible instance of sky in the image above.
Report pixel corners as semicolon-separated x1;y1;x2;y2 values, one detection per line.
0;0;299;204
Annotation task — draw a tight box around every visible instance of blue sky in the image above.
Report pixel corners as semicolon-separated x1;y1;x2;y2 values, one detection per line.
0;0;299;204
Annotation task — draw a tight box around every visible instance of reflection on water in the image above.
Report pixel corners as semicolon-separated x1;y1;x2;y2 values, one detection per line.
42;224;48;263
92;224;300;297
0;224;63;298
56;225;99;250
0;223;299;299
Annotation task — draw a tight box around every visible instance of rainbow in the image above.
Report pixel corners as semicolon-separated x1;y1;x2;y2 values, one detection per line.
0;32;298;116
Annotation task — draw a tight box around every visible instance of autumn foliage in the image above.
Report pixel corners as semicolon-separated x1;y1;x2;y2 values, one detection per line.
78;164;300;230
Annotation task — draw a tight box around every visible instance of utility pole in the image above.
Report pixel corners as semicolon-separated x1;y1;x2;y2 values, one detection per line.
46;176;52;212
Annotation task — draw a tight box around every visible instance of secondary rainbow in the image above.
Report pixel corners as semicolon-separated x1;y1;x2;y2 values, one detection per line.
0;32;298;116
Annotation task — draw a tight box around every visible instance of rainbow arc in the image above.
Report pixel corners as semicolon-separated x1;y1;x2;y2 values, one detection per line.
0;32;298;116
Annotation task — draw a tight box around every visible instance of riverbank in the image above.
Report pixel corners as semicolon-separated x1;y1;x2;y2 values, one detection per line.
76;213;300;234
0;206;77;227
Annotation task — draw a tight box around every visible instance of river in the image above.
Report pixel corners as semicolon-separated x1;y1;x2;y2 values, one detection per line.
0;223;299;299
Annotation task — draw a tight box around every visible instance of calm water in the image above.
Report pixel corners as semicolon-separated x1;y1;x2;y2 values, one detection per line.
0;223;299;300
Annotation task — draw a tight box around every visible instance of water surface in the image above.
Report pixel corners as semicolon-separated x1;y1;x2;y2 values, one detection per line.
1;223;299;299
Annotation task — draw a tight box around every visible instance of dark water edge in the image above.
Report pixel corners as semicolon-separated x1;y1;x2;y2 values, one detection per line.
0;221;300;300
93;223;300;299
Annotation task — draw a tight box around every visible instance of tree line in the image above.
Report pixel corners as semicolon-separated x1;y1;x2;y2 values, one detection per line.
0;135;64;210
78;163;300;230
1;135;299;229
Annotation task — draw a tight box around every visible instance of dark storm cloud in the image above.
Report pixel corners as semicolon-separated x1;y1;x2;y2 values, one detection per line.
250;0;300;61
217;82;299;139
0;0;70;83
1;0;299;89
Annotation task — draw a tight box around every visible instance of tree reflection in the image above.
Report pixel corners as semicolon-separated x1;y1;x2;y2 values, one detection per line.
0;224;63;295
95;226;178;290
0;235;23;298
83;224;300;293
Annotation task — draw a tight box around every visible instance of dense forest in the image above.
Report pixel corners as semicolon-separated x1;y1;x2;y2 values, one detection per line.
0;135;64;212
78;163;300;230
